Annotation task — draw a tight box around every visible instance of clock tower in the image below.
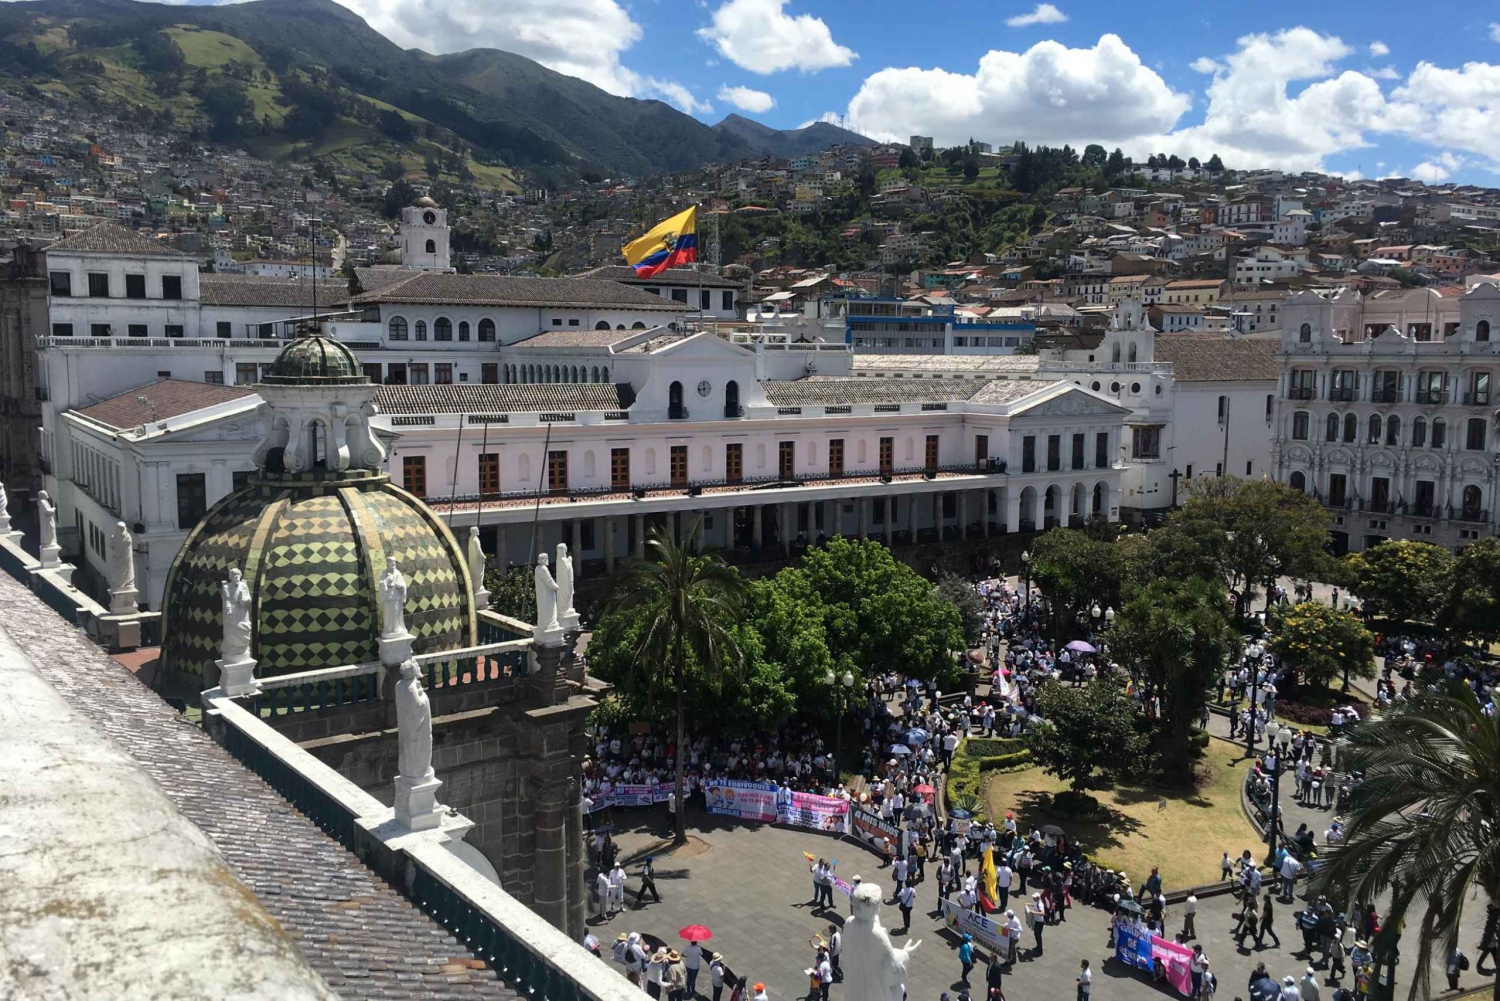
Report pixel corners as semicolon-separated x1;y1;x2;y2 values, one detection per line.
399;195;451;270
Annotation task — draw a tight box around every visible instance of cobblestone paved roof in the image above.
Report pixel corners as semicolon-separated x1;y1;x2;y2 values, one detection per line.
0;571;511;1000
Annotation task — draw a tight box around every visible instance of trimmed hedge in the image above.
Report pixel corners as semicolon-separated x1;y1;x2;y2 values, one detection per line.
946;737;1031;815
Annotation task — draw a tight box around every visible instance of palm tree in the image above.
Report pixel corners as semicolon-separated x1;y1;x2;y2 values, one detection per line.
609;517;746;846
1313;687;1500;1000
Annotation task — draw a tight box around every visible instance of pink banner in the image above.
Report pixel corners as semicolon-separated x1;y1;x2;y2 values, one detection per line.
1151;935;1195;997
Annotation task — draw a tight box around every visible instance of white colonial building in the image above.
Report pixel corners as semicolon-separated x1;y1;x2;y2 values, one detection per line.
1272;280;1500;553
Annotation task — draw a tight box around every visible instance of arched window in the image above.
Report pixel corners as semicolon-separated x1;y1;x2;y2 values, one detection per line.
1290;471;1306;493
1111;342;1121;363
702;446;712;471
1463;485;1483;520
1412;416;1426;447
669;380;684;417
1368;414;1382;444
595;320;611;330
1325;413;1339;442
573;366;581;382
1127;342;1138;364
1299;322;1312;342
1433;417;1447;448
478;318;496;342
424;239;436;254
632;321;647;330
414;319;427;341
458;320;470;341
1479;320;1492;343
1292;411;1309;440
434;317;452;341
388;316;408;340
1343;413;1357;442
591;366;600;382
616;324;626;330
1468;417;1488;451
1386;415;1401;446
601;368;609;383
725;379;740;417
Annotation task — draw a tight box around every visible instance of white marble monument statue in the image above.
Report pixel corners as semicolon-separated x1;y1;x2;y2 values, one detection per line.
534;551;563;644
843;882;919;1001
556;542;578;630
394;658;442;830
379;557;409;638
107;521;139;614
468;527;490;608
36;489;60;567
217;568;259;696
0;477;11;534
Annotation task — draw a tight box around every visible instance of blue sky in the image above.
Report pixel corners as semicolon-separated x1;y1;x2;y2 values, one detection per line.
328;0;1500;183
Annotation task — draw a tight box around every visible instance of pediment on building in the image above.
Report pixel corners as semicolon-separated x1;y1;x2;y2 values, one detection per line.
1366;450;1395;469
1413;453;1442;472
1325;448;1353;465
1012;385;1131;419
176;418;267;443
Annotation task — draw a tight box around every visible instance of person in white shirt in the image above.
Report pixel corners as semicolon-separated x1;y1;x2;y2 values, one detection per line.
595;869;611;919
892;855;909;893
827;925;842;982
1004;910;1023;964
1183;893;1198;940
1279;853;1302;902
896;883;917;933
996;862;1013;910
942;731;959;769
1077;959;1092;1000
609;863;627;915
708;953;726;1001
684;941;704;997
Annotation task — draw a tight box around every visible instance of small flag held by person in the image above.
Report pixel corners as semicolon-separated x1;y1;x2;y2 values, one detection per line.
622;206;698;279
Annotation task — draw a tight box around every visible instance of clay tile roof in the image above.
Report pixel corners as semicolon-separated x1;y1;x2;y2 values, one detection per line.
199;275;352;308
967;380;1049;405
73;379;256;430
573;265;743;289
1153;333;1278;382
759;377;976;406
513;328;653;349
353;273;690;311
48;221;186;257
374;383;634;415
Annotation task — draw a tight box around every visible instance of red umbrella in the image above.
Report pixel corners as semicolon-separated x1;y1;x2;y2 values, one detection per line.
679;925;714;942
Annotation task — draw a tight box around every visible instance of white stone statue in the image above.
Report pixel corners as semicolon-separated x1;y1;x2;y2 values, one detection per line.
36;489;57;551
842;882;919;1001
555;542;577;628
109;521;136;594
468;527;486;591
534;552;560;634
0;477;10;532
219;568;253;662
380;557;409;638
395;659;434;782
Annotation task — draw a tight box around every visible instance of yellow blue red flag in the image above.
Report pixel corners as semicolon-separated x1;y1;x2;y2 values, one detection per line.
980;846;999;912
623;206;697;278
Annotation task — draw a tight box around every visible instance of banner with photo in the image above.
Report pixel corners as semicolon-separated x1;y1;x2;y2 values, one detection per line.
938;898;1013;955
705;780;778;823
777;791;851;833
1114;925;1194;997
850;807;901;852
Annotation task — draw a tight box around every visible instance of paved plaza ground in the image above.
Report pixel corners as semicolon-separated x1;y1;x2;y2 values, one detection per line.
592;805;1490;1001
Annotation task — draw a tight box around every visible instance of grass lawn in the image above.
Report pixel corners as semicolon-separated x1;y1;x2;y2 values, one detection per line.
981;735;1260;888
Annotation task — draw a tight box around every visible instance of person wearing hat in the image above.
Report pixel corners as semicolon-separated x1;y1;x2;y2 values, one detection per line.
1278;974;1300;1001
1328;918;1348;982
612;932;630;965
1004;908;1023;965
1299;966;1321;1000
958;933;975;983
1026;892;1046;955
752;983;768;1001
709;952;726;1001
646;949;668;1000
635;855;661;909
667;950;687;1001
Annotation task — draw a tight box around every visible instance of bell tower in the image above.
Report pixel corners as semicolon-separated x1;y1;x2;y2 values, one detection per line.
400;195;450;270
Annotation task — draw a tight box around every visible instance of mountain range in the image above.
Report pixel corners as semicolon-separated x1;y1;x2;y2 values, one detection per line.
0;0;874;183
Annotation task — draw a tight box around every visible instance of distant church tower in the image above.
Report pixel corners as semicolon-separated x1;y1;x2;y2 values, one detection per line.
400;195;450;270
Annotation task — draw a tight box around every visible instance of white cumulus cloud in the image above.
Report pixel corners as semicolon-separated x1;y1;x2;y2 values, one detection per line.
697;0;856;74
845;34;1189;149
1189;56;1221;74
645;79;712;115
1490;23;1500;44
717;84;776;113
1006;3;1068;27
1369;41;1389;57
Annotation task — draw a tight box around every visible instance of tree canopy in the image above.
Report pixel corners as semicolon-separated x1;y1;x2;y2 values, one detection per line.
1443;537;1500;640
1026;527;1125;643
1267;601;1375;690
1346;540;1454;626
1025;679;1146;793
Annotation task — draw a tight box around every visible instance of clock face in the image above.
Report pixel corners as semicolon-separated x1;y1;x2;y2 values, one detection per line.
422;211;436;225
697;380;712;397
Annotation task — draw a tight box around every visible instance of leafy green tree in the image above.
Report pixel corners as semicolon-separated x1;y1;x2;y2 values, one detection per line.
1081;144;1107;169
195;78;252;141
962;156;980;181
1025;679;1147;796
1105;148;1127;176
1109;577;1239;777
1205;154;1225;173
482;564;534;623
771;537;964;684
1267;601;1375;690
604;520;746;845
1346;540;1454;626
377;109;415;142
1443;537;1500;640
1170;477;1332;620
934;570;985;646
1026;527;1125;645
1313;689;1500;1000
743;575;837;716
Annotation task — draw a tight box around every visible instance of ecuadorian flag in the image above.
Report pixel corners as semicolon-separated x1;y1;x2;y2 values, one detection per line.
623;206;697;278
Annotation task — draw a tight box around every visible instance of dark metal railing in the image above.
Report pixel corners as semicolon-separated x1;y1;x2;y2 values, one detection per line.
251;672;381;717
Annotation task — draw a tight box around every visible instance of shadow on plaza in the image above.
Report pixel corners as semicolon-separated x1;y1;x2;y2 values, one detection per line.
1006;790;1147;851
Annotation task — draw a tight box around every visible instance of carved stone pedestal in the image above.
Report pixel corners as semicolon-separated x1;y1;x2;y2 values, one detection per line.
217;655;261;697
395;773;444;832
379;628;416;667
109;586;139;616
39;541;61;569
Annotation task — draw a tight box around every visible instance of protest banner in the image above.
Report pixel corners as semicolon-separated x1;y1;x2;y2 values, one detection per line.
705;779;778;823
850;807;900;853
1114;924;1194;997
777;791;850;833
938;898;1011;955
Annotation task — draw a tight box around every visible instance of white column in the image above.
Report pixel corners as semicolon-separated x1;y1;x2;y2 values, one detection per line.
1005;490;1021;533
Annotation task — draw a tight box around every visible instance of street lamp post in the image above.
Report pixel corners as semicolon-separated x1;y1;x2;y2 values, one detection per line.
1104;606;1115;628
1021;550;1031;609
1264;723;1294;865
825;669;856;784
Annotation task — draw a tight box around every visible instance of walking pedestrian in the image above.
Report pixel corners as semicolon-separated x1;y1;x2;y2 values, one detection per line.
1447;947;1468;991
1184;893;1198;940
816;951;832;1001
986;950;1005;998
635;856;662;908
609;862;627;915
1004;909;1022;965
1077;959;1092;1001
897;883;916;933
1257;894;1281;949
1027;892;1046;955
1190;945;1207;998
1298;966;1320;1001
958;934;975;984
594;867;610;920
